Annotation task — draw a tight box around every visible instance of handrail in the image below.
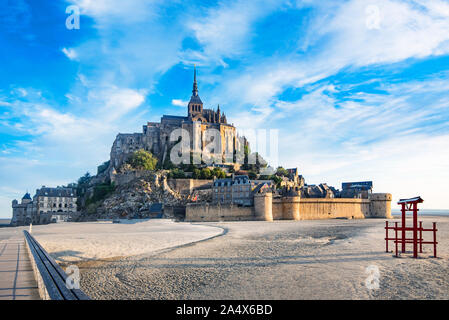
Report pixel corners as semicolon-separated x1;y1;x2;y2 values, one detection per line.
23;230;90;300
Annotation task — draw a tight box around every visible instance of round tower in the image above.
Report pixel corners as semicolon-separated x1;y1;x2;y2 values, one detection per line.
368;193;392;218
254;192;273;221
21;192;32;205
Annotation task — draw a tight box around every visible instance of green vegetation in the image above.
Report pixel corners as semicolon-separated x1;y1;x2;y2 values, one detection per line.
212;167;226;179
77;172;91;187
200;168;212;179
191;167;227;180
127;149;158;171
260;174;283;189
97;160;110;175
276;166;289;177
248;170;258;179
168;168;186;179
84;182;116;212
192;168;201;179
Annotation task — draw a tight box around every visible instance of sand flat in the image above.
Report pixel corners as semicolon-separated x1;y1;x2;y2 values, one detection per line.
10;216;448;300
29;219;224;265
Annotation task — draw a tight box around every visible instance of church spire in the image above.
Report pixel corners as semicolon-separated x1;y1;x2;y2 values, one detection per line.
192;64;198;97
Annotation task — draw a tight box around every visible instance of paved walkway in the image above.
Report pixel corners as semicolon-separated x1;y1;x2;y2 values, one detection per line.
0;236;40;300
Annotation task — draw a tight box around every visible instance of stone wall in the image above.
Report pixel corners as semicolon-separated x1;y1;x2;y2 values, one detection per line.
167;179;213;195
368;193;393;218
111;171;155;186
272;196;301;220
185;193;392;222
254;192;273;221
299;198;369;220
185;203;254;222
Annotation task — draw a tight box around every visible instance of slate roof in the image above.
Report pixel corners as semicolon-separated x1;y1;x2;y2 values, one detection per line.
189;95;203;105
22;193;32;200
161;115;188;120
35;187;77;198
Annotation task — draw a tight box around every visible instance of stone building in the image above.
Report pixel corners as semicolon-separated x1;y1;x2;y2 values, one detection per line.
11;187;77;226
341;181;373;198
109;67;246;174
212;175;253;206
34;187;78;222
11;193;34;226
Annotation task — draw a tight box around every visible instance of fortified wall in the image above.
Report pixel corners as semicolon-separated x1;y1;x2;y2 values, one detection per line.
185;193;392;222
167;179;213;195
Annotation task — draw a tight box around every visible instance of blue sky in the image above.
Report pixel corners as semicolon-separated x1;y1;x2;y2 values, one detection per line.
1;0;449;217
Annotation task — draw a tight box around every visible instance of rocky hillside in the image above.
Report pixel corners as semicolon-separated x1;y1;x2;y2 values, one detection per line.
78;171;210;220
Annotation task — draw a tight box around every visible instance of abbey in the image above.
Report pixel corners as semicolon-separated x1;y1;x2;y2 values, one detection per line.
110;67;243;171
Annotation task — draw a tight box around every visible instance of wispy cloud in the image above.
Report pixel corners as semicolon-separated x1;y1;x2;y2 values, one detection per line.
183;0;280;66
171;99;188;107
62;47;78;60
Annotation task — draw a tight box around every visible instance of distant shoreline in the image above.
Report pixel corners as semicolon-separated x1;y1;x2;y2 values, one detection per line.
392;209;449;217
0;218;11;225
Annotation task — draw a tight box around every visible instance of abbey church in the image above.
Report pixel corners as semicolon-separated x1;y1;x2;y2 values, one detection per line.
109;67;244;171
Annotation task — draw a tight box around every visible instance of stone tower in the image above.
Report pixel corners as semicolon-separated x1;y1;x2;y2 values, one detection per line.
254;192;273;221
368;193;392;218
281;195;301;220
188;65;204;118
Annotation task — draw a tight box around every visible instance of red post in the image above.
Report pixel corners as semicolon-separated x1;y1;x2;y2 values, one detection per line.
433;222;437;258
419;221;423;253
395;222;398;257
413;202;418;258
401;203;406;253
385;221;389;252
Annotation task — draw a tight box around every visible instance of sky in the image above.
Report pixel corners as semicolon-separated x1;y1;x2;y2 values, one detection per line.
1;0;449;217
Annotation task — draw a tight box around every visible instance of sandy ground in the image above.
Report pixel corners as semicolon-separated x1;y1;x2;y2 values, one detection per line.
75;216;449;300
29;219;224;265
3;216;447;299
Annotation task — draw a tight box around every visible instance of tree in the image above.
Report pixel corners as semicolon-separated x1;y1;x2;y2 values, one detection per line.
248;170;258;180
276;166;289;177
212;167;226;179
269;175;283;188
193;169;201;179
77;172;91;187
200;168;212;179
97;160;110;175
127;149;158;171
168;168;186;179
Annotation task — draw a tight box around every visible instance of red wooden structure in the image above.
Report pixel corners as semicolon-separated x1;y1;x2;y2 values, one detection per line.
385;196;438;258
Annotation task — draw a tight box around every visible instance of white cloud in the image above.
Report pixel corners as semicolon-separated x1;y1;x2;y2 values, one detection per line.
69;0;160;24
184;0;280;65
87;87;147;121
320;0;449;67
212;0;449;117
62;47;78;60
263;75;449;209
171;99;188;107
0;101;12;107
